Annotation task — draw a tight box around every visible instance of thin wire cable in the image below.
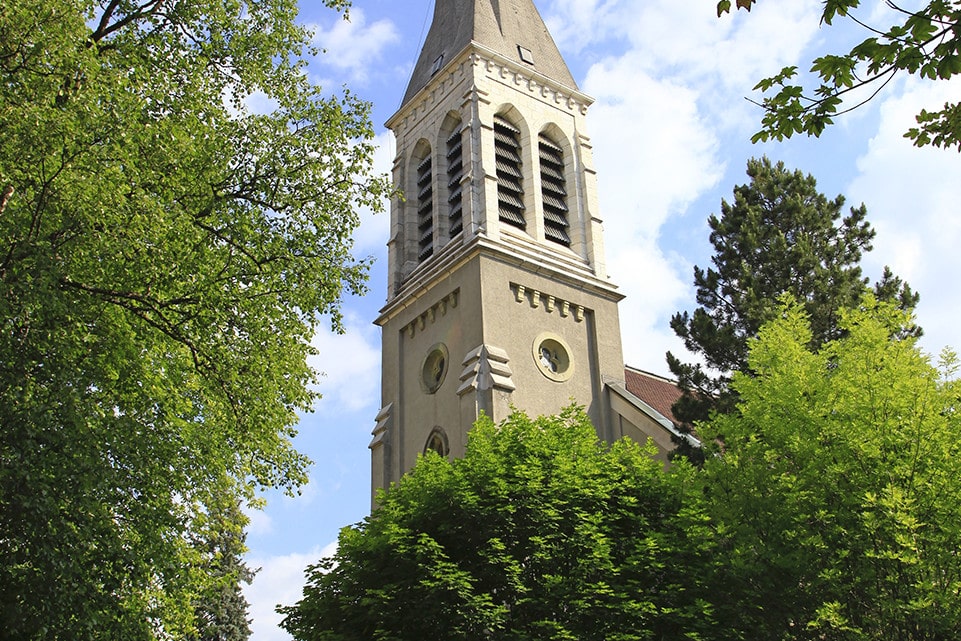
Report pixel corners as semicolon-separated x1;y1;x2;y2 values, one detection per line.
397;0;435;112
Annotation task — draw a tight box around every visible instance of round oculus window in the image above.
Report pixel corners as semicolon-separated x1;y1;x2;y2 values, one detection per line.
532;333;574;382
421;344;449;394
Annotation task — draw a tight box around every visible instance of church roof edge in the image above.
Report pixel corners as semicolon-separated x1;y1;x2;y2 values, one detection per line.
386;43;593;131
401;0;578;107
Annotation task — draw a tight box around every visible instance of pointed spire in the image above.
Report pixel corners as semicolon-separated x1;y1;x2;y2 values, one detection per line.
402;0;577;105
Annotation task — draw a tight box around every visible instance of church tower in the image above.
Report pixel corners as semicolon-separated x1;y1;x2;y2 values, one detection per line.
370;0;627;494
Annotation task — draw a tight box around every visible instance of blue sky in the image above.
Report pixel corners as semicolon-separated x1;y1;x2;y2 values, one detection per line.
243;2;961;638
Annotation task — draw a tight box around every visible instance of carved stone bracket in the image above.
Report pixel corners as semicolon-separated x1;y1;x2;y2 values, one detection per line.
390;45;591;134
457;344;515;396
405;289;460;338
475;52;590;115
369;403;393;450
394;59;472;132
511;282;584;323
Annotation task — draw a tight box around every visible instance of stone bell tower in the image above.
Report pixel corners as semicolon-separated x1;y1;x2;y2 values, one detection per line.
370;0;626;495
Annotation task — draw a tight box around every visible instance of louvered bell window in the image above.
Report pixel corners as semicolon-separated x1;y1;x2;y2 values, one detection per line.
446;129;464;237
416;156;434;262
539;135;570;246
494;116;525;230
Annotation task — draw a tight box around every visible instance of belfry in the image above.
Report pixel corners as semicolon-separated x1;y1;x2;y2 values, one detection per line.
370;0;688;497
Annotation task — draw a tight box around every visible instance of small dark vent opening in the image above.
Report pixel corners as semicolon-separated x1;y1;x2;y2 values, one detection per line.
518;45;535;65
416;156;434;261
494;116;525;230
539;135;570;246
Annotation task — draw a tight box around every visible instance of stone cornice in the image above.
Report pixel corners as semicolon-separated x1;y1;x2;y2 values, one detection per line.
376;232;477;327
401;289;460;339
511;283;586;322
375;233;623;328
386;42;594;133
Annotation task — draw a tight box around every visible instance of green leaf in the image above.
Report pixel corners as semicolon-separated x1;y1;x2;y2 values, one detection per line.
728;0;961;150
282;406;720;641
0;0;389;637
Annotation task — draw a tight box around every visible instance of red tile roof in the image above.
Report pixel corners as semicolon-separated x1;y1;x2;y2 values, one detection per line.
623;366;683;426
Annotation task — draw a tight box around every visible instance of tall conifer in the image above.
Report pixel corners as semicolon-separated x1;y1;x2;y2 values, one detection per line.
190;499;256;641
668;157;918;429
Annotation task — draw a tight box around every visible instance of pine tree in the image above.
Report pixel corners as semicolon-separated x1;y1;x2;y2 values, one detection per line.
667;156;918;429
190;499;256;641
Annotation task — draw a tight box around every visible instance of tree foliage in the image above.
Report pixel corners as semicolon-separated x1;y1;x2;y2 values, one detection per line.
284;305;961;640
281;406;717;641
699;296;961;639
718;0;961;150
667;156;917;426
189;498;257;641
0;0;386;638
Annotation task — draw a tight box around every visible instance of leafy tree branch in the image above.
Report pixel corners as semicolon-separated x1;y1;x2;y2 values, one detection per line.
0;0;387;637
718;0;961;150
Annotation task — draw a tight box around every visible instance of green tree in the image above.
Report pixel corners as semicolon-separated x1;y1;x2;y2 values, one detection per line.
281;406;718;641
699;296;961;639
190;497;257;641
667;156;916;427
718;0;961;150
0;1;386;638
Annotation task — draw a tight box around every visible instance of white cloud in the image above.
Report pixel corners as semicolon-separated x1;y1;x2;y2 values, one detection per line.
308;9;400;83
549;0;819;86
350;131;394;255
696;0;820;89
556;0;862;376
847;76;961;356
582;57;722;373
245;542;338;641
242;90;280;116
221;87;279;119
309;313;380;415
246;506;274;538
546;0;622;53
585;62;722;236
616;0;819;132
608;242;693;374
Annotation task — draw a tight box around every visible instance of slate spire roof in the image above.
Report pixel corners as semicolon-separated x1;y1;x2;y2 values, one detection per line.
402;0;578;105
